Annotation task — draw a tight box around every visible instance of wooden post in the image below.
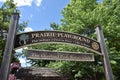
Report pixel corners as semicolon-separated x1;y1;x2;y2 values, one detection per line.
0;13;19;80
96;26;114;80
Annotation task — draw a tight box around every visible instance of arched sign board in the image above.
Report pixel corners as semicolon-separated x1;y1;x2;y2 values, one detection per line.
14;31;102;55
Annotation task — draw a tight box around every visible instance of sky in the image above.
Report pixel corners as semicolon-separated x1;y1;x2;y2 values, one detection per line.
0;0;70;31
18;0;70;31
0;0;70;67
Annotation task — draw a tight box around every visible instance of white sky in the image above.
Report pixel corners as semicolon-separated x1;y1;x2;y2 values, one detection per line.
24;27;33;32
0;0;42;7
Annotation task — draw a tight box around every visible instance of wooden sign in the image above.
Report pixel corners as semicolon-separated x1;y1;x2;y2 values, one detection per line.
27;50;94;61
14;31;102;54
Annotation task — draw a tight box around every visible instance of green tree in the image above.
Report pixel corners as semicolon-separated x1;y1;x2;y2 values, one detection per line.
48;0;120;80
0;0;27;65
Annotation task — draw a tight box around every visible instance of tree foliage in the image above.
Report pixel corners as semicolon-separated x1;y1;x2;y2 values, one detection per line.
48;0;120;80
0;0;27;65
